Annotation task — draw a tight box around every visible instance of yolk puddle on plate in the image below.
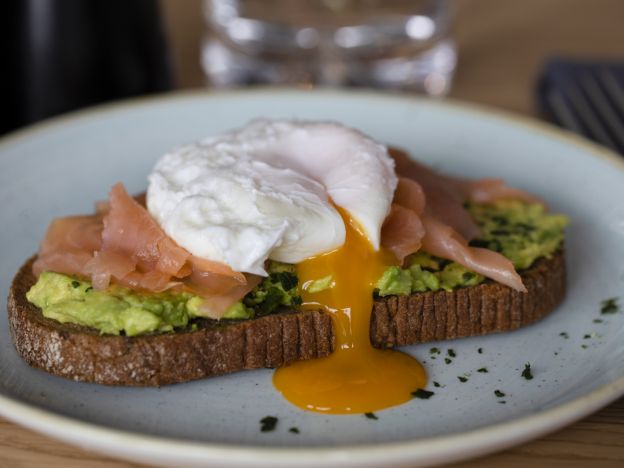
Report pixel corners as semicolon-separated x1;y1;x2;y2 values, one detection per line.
273;209;427;414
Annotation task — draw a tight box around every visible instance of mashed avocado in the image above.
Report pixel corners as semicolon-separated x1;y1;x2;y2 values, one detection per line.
468;200;568;269
376;201;568;296
26;263;302;336
375;255;484;295
27;273;196;336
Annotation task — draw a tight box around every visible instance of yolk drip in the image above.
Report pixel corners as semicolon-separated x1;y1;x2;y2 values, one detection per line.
273;209;427;414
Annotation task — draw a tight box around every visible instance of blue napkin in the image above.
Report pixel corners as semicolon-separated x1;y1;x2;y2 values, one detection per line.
536;58;624;154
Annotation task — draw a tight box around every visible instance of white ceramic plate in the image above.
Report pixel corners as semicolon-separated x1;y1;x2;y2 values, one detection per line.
1;89;623;468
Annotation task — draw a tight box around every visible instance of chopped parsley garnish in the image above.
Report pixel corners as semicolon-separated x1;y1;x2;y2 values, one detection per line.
289;427;300;434
444;358;452;364
477;367;488;373
521;363;533;380
85;286;93;292
429;347;440;355
244;264;301;316
260;416;278;432
583;334;591;339
71;280;80;288
593;319;603;324
462;272;475;281
458;376;468;383
364;412;378;420
433;381;441;388
494;390;506;398
411;388;435;399
601;298;619;315
272;271;298;291
447;349;456;358
581;344;588;349
559;332;569;339
478;348;483;354
498;401;507;404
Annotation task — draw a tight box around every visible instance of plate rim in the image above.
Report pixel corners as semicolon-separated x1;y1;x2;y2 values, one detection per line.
1;87;624;467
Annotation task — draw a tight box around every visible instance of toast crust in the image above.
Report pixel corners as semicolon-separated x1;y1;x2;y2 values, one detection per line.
7;252;565;386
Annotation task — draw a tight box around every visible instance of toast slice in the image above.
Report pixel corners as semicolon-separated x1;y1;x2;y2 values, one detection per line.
7;252;565;386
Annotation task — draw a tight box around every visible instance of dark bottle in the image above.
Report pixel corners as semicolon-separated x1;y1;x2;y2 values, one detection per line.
1;0;173;135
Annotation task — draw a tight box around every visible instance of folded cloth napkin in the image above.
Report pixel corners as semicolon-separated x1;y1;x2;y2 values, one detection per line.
536;58;624;154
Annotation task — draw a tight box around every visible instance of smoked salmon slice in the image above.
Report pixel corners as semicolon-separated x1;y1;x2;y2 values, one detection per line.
102;183;190;277
421;215;526;291
33;184;255;318
381;204;425;263
33;215;103;277
381;178;426;262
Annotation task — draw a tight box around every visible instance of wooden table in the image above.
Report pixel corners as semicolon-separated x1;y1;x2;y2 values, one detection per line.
2;0;623;466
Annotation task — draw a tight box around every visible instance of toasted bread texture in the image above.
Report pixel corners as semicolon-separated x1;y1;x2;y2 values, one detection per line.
8;252;565;386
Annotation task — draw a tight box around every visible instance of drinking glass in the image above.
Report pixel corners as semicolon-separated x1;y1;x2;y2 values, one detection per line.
202;0;456;95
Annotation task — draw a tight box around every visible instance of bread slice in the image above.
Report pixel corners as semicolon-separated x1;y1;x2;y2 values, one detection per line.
8;252;565;386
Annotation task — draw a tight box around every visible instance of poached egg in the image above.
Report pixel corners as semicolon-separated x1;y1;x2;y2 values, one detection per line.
148;120;397;275
147;120;426;414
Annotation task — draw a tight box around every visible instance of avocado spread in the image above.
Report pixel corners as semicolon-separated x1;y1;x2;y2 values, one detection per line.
26;262;301;336
26;201;566;335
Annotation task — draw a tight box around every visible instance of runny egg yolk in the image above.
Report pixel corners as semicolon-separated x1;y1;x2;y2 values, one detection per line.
273;209;427;414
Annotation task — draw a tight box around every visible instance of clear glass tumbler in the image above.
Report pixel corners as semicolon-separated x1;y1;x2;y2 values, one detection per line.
201;0;456;95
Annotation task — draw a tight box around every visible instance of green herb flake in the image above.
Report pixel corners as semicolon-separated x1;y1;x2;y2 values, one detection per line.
289;427;300;434
71;281;80;288
244;265;301;316
447;349;456;358
260;416;278;432
581;344;588;349
411;388;435;399
600;298;619;315
521;363;533;380
593;319;603;324
494;389;506;398
462;272;475;281
429;347;440;355
364;412;378;420
85;286;93;292
559;332;569;339
444;358;452;365
458;376;468;383
583;334;591;339
477;367;488;373
498;400;507;404
433;381;441;388
478;348;483;354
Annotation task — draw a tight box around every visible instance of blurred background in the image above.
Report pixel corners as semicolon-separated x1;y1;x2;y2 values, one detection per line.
164;0;623;115
3;0;624;140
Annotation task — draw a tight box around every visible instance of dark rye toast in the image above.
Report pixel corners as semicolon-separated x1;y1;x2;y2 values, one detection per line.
7;251;566;386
